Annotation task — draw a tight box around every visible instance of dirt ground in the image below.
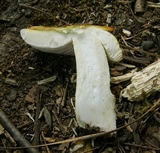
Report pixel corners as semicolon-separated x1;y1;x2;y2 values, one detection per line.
0;0;160;152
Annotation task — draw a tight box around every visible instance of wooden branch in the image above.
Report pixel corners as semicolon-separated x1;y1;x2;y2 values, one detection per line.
121;59;160;101
111;69;137;84
33;87;41;146
0;109;38;153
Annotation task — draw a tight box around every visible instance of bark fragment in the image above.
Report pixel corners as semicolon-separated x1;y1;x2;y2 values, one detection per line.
121;59;160;101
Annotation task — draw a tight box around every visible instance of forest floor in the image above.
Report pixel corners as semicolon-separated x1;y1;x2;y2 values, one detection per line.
0;0;160;152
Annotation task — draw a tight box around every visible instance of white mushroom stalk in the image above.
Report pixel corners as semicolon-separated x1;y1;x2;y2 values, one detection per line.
20;25;123;132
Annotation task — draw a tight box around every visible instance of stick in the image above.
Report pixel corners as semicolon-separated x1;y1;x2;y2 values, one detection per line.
17;120;33;129
41;131;51;153
61;82;69;106
111;69;137;84
52;109;65;133
0;109;39;153
124;143;160;151
1;138;10;153
33;87;41;146
123;55;150;65
118;0;160;8
120;44;160;58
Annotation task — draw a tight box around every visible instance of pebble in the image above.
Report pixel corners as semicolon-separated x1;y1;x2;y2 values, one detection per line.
106;13;112;25
124;145;130;151
141;40;155;51
122;29;131;37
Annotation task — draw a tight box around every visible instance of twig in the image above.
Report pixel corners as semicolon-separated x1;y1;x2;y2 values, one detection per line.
41;131;51;153
37;75;57;85
121;35;129;46
0;138;10;153
111;69;137;84
0;99;159;150
0;109;38;153
4;131;17;146
19;4;70;25
120;44;160;58
147;2;160;8
127;0;143;23
123;55;150;65
61;82;69;106
123;32;142;40
52;109;65;133
33;87;41;146
123;143;160;151
17;120;33;129
118;1;160;8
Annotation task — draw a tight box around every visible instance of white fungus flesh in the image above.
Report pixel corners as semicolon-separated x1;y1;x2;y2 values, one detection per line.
20;25;123;132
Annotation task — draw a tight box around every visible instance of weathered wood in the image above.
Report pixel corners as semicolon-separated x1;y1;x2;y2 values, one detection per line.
121;59;160;101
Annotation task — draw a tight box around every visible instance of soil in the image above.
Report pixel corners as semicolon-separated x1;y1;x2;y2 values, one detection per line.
0;0;160;153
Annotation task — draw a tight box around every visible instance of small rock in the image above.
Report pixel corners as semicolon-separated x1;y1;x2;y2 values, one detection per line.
141;40;155;51
122;29;131;37
124;145;130;151
6;89;17;101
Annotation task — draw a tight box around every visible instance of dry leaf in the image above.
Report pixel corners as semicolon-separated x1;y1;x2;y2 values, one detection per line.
25;86;36;103
43;106;52;129
53;85;64;97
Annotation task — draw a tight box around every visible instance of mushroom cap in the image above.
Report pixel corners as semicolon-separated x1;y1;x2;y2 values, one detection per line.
20;28;74;55
92;28;123;62
21;25;122;61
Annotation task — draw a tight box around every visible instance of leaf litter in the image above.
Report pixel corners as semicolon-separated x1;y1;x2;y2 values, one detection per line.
0;0;160;152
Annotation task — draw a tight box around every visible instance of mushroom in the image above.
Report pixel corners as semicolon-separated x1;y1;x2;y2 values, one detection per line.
20;25;123;132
